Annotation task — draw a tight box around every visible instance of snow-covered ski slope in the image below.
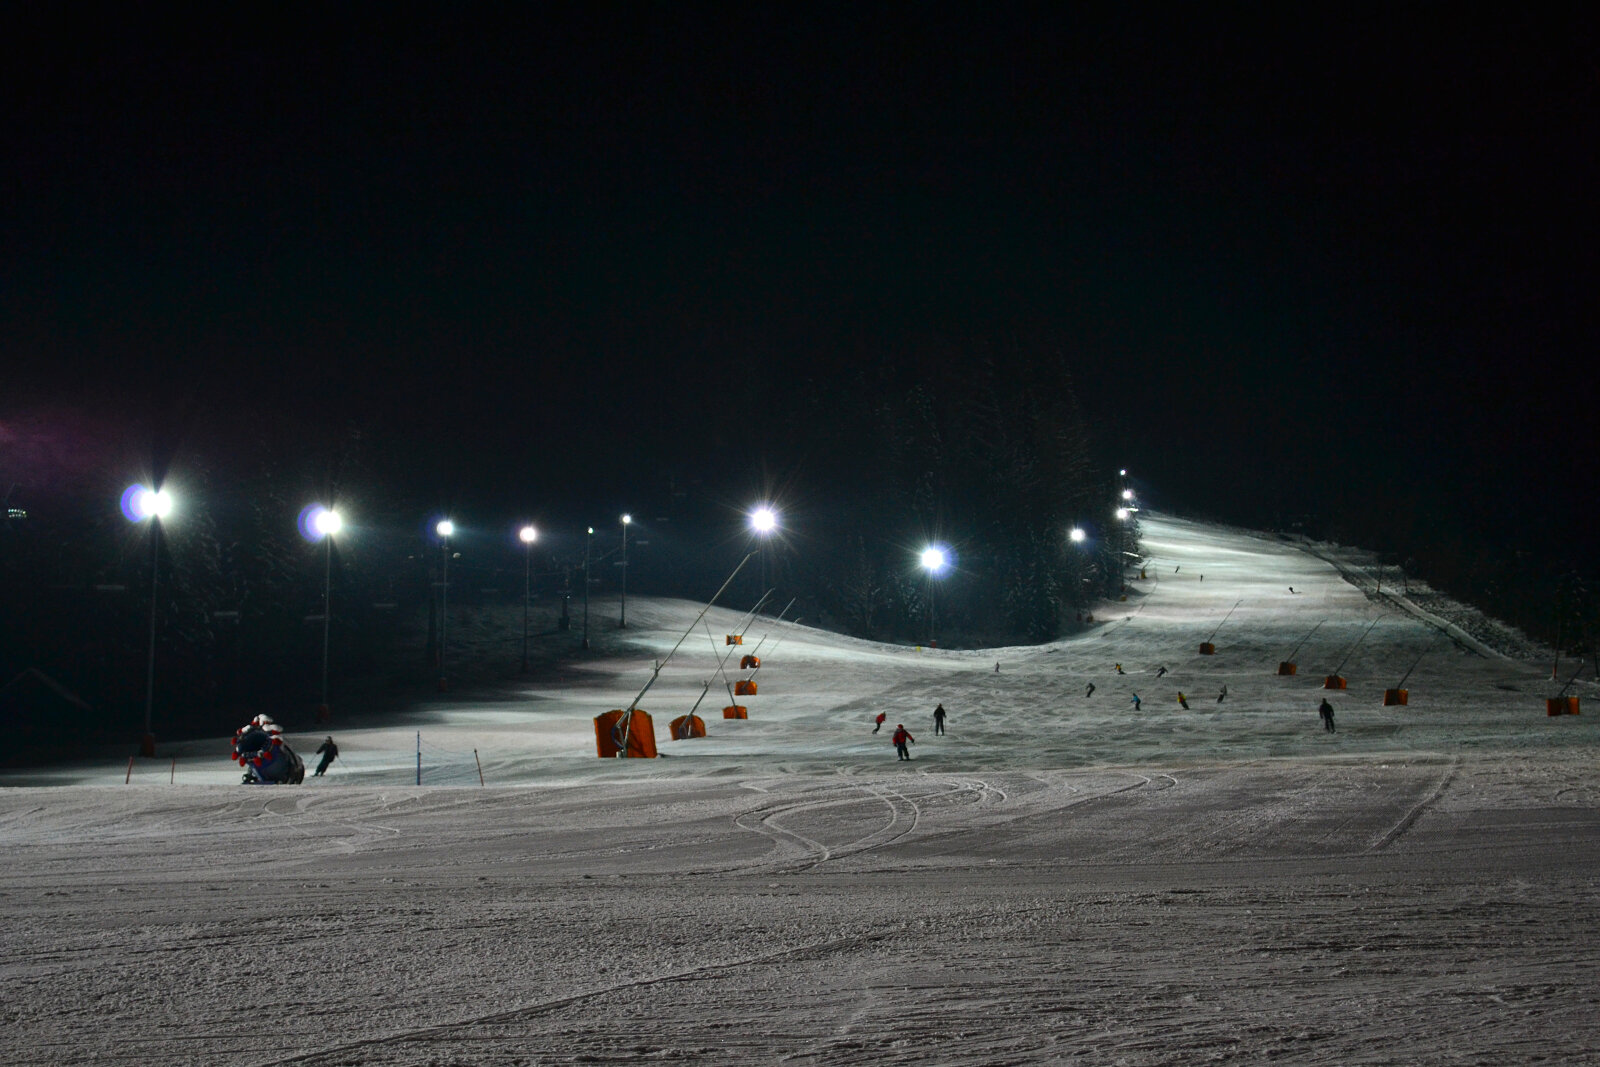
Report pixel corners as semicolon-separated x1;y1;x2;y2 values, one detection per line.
5;513;1600;1065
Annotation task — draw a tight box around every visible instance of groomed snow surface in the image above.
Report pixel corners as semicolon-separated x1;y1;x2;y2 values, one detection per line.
5;513;1599;1065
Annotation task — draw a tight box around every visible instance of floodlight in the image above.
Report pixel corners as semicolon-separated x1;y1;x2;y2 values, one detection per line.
750;507;777;534
921;546;948;572
621;513;632;525
123;485;173;522
519;525;538;544
313;507;342;537
436;519;455;538
1115;507;1130;521
1070;527;1087;543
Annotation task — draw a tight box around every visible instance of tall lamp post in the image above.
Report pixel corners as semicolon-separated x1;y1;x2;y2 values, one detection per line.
436;519;454;690
619;513;631;628
519;525;538;673
305;505;343;721
582;526;593;650
122;484;173;757
749;505;778;605
920;545;948;647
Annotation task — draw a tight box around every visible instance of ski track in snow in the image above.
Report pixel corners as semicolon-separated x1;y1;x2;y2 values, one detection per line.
5;513;1600;1065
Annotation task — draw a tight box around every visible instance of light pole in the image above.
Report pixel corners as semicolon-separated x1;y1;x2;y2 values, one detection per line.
749;506;777;605
305;505;342;721
122;484;172;757
436;519;454;690
519;525;537;673
619;513;631;628
582;526;594;650
1114;506;1130;593
920;545;948;646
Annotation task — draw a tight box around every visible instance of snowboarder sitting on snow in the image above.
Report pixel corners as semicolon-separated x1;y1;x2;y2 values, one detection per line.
892;724;915;760
314;736;339;776
933;703;946;735
1319;698;1336;733
873;711;887;733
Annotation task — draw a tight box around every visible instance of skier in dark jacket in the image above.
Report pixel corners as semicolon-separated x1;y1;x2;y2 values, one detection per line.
314;736;339;776
932;704;946;735
892;724;915;760
1319;699;1336;733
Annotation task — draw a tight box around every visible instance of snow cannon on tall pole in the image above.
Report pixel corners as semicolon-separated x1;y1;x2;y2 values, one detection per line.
1277;619;1326;676
707;621;750;719
670;683;711;740
596;551;755;758
1385;630;1444;706
1324;613;1388;690
1546;660;1585;716
740;596;795;672
1198;600;1242;655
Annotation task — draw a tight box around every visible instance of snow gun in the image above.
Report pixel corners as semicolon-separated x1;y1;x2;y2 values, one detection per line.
232;714;305;784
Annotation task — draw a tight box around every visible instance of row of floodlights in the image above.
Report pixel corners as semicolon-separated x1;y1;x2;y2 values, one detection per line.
124;485;784;550
122;486;1128;569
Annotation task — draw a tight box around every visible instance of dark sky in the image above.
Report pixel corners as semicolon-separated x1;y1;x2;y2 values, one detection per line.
4;9;1597;552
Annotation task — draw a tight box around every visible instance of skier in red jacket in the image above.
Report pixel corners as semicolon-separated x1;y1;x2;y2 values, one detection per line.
892;724;915;760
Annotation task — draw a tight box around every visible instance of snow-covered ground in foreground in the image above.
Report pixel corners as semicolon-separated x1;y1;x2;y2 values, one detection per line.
4;513;1599;1065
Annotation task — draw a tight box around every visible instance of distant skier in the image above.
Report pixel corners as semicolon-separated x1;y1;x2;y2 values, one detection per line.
1288;586;1297;594
1115;663;1125;675
1155;666;1168;678
933;703;947;735
1131;693;1142;711
1217;685;1228;703
1319;698;1336;733
873;711;887;734
892;724;915;760
995;661;1001;673
1177;692;1189;710
1085;682;1096;698
313;736;339;776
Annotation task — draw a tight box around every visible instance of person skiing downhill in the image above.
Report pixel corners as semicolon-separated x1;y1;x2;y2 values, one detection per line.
313;736;339;776
1085;682;1096;698
1319;698;1336;732
873;711;886;733
1217;685;1228;703
1131;693;1142;711
1177;692;1189;710
892;724;915;760
932;704;947;735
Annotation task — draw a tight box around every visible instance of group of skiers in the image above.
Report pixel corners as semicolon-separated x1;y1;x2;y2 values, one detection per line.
874;669;1341;759
871;703;947;759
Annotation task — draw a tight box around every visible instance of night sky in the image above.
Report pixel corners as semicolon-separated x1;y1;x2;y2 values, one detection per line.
5;9;1597;561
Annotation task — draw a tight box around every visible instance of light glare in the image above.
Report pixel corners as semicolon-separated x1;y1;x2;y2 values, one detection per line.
437;519;455;538
750;506;777;534
519;525;538;544
921;546;948;572
1069;527;1086;543
123;484;173;522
